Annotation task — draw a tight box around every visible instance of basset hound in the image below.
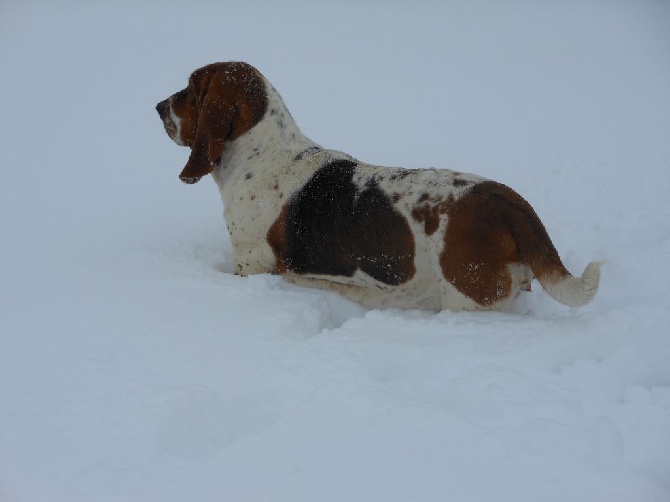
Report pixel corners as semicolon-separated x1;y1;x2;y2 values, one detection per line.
156;62;601;312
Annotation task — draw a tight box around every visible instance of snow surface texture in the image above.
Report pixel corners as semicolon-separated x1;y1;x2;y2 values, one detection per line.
1;1;669;501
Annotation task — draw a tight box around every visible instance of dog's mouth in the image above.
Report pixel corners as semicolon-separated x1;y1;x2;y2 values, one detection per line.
163;119;178;140
156;99;179;142
179;175;202;184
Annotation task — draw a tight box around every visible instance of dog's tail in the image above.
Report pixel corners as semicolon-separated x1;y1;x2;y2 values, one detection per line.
498;185;601;308
532;260;602;308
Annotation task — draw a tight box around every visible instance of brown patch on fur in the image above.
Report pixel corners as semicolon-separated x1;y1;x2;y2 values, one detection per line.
166;62;269;183
440;181;568;306
267;204;290;273
411;194;454;236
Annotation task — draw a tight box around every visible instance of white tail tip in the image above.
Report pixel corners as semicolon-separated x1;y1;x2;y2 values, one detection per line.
543;261;602;308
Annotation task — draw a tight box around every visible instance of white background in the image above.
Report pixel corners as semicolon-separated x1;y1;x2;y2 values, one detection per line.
1;1;669;500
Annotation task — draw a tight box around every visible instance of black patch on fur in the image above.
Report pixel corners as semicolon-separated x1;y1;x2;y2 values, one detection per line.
282;160;415;285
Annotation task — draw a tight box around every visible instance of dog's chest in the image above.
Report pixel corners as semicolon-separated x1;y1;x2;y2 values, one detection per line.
212;139;332;271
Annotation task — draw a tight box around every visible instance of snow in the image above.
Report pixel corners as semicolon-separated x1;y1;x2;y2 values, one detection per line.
1;0;669;500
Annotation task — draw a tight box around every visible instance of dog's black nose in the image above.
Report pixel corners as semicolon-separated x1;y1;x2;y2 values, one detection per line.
156;99;169;117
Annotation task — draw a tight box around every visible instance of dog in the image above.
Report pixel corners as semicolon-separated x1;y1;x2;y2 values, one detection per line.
156;62;600;312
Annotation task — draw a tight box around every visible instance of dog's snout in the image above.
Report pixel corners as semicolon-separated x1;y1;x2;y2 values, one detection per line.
156;99;169;118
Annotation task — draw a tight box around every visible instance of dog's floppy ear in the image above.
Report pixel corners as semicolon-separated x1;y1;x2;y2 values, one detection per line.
179;68;231;184
178;63;269;184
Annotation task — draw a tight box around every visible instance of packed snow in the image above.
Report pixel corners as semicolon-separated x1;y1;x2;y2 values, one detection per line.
1;1;669;500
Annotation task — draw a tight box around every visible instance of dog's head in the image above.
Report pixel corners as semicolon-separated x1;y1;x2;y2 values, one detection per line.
156;62;268;184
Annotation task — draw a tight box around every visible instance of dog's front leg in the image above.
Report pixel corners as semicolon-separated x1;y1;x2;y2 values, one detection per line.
231;241;276;277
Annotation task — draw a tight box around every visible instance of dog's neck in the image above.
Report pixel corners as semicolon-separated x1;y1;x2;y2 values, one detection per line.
211;77;320;191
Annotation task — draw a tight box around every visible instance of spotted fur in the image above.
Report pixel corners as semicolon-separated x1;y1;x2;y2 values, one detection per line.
157;62;601;311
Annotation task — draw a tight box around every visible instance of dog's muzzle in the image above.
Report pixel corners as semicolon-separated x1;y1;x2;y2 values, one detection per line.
156;99;177;139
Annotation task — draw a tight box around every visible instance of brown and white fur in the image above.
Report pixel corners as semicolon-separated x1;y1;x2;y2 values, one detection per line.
156;62;600;312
